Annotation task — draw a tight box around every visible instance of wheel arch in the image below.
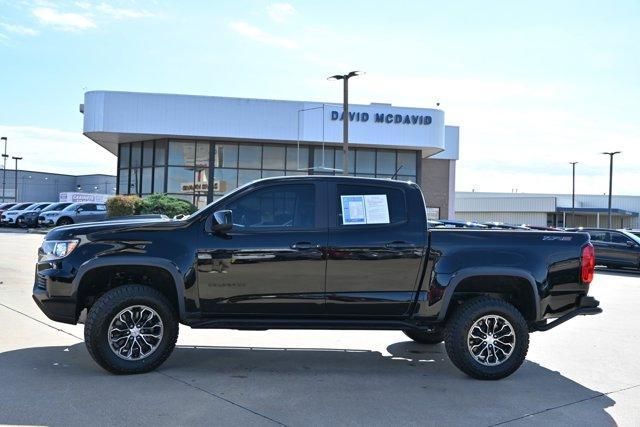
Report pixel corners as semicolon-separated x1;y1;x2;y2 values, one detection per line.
438;267;540;322
72;257;186;321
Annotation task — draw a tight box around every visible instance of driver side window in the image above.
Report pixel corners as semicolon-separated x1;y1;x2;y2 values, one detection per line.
224;184;315;230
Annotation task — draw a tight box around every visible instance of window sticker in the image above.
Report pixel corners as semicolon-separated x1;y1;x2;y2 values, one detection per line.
340;194;390;225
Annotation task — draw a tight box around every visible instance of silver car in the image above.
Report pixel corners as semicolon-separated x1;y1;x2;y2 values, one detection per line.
42;202;108;226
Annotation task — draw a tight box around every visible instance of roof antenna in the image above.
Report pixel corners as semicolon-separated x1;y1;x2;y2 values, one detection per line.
391;164;404;180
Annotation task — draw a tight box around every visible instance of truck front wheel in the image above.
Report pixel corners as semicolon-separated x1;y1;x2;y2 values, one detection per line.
403;329;444;344
445;297;529;380
84;284;179;374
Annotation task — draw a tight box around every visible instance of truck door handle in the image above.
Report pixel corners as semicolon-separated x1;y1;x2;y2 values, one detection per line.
290;242;319;250
385;241;416;249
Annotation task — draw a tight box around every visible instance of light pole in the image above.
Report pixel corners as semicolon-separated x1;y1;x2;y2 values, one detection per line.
12;156;22;202
602;151;621;229
1;137;7;202
328;71;363;175
569;162;578;227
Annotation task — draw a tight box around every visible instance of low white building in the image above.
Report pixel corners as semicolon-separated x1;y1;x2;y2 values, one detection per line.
455;192;639;229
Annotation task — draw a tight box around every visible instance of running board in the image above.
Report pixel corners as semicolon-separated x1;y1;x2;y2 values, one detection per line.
187;317;435;331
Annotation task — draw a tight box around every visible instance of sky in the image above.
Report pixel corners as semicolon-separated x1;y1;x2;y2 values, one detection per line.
0;0;638;195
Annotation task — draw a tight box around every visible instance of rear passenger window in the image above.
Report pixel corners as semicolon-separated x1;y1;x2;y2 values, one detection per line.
336;184;406;225
611;233;628;244
588;231;609;242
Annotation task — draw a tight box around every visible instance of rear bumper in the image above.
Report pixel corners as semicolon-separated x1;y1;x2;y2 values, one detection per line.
533;296;601;331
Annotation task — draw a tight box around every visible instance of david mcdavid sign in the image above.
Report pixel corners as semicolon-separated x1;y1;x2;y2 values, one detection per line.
330;111;432;125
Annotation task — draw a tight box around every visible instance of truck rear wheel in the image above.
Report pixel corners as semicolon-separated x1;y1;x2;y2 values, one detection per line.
84;284;178;374
403;329;444;344
445;297;529;380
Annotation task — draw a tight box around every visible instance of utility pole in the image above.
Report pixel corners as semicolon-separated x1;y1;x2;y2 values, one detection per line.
570;162;578;227
328;71;363;175
601;151;621;229
12;156;22;202
1;137;7;202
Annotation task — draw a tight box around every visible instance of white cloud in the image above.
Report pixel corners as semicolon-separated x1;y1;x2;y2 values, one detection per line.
266;3;295;22
229;21;298;49
32;7;96;31
0;22;39;36
93;3;155;20
0;125;115;176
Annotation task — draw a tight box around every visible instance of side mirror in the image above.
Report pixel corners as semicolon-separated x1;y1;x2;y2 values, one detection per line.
76;208;83;213
212;210;233;232
627;241;636;248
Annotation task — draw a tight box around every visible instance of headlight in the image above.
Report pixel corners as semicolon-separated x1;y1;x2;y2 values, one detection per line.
41;240;80;259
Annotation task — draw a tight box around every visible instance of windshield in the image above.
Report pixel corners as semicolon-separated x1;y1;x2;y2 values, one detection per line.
25;203;50;211
620;230;640;245
42;202;71;212
8;203;33;211
62;203;79;211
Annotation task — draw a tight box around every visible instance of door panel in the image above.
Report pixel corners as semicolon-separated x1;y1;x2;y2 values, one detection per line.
197;182;328;315
325;183;425;316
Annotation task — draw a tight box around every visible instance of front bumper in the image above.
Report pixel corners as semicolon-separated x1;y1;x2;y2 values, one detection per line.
533;296;601;331
32;267;78;325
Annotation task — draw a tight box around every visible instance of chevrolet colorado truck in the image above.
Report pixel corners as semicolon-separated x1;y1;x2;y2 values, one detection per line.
33;176;601;380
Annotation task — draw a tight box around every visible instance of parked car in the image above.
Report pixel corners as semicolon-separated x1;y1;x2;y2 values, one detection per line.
22;202;73;228
42;202;108;226
567;228;640;270
627;229;640;239
0;202;18;215
14;202;54;228
0;202;35;226
33;176;600;380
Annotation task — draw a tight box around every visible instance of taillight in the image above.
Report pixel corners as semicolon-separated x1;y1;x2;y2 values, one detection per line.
581;243;595;284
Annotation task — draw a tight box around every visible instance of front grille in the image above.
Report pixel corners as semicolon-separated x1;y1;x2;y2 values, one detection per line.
35;274;47;290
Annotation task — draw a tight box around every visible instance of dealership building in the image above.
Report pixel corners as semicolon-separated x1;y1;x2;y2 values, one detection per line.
456;192;640;229
81;91;460;216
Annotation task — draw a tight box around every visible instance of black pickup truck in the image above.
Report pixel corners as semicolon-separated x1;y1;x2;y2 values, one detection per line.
33;176;601;380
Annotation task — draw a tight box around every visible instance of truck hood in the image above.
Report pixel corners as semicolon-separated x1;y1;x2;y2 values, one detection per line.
45;217;186;240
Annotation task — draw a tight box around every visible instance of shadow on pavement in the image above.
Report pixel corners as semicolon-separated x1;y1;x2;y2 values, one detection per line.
0;341;616;426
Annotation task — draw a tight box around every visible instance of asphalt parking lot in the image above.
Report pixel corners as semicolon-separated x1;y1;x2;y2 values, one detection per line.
0;232;638;426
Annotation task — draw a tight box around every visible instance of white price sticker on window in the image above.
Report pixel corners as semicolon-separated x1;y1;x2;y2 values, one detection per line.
340;194;389;225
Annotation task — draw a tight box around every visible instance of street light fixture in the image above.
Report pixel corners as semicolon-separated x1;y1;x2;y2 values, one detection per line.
11;156;22;202
1;137;7;202
569;162;578;227
328;71;364;176
601;151;621;229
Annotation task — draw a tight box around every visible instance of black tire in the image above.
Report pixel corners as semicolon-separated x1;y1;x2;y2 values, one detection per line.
403;329;445;344
56;217;73;226
84;284;179;374
445;297;529;380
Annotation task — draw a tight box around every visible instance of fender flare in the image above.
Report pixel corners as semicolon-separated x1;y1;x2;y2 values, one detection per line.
437;267;541;321
71;256;186;320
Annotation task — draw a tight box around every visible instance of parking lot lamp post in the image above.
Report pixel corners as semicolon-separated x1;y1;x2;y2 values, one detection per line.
12;156;22;202
328;71;363;176
601;151;621;229
570;162;578;227
1;137;7;202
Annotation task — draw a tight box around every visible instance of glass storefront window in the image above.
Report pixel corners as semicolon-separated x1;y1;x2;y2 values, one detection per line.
397;151;417;175
155;141;167;166
262;170;285;178
262;146;285;170
215;143;238;168
356;149;375;174
168;140;196;166
118;169;129;194
314;147;334;171
130;168;141;194
334;149;355;174
195;141;210;168
239;145;262;168
142;142;154;167
286;146;309;171
376;150;396;175
141;167;152;194
238;169;261;186
119;144;130;169
213;168;237;196
131;143;142;168
167;167;195;194
153;167;165;193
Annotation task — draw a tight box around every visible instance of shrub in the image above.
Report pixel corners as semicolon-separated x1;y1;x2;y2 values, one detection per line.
106;195;140;217
136;194;198;218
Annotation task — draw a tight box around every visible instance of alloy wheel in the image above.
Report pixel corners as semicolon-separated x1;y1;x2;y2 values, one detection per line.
107;305;164;361
467;314;516;366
